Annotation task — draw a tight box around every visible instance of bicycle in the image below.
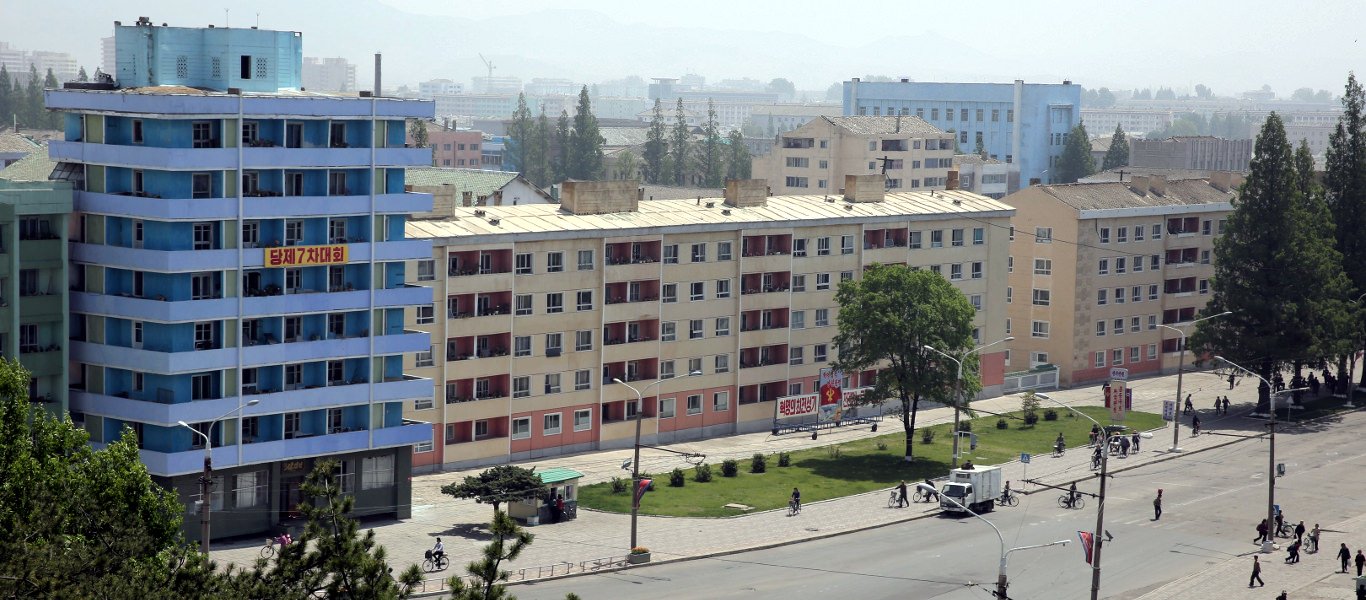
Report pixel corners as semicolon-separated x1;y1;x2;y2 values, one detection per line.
1052;443;1066;458
260;538;279;559
422;550;450;572
1058;494;1085;510
788;498;801;516
999;490;1019;507
887;490;901;508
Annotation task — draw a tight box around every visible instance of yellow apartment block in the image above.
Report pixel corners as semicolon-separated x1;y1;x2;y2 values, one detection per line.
755;116;956;196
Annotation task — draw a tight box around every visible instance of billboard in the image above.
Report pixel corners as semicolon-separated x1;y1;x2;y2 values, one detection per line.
776;385;871;419
818;368;843;422
266;244;349;267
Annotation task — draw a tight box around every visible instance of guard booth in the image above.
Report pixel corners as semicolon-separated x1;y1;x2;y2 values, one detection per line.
509;468;583;526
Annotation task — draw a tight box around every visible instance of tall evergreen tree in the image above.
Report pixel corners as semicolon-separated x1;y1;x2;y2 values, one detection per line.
1055;122;1094;183
506;93;533;173
567;86;604;180
76;66;89;82
669;98;691;185
698;99;724;187
552;110;571;183
0;65;11;130
1101;123;1130;170
41;68;59;129
641;99;667;184
1191;113;1353;413
725;130;752;180
1324;73;1366;390
23;64;40;129
526;110;553;188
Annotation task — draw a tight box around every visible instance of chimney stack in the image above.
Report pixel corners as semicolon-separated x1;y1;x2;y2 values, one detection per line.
843;174;886;203
724;179;768;208
1128;175;1150;196
373;53;382;97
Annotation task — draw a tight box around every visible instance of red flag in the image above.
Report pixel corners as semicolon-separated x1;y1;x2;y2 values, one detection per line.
634;479;653;505
1078;531;1094;564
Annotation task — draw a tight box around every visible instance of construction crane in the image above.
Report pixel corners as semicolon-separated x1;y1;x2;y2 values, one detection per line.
478;53;495;83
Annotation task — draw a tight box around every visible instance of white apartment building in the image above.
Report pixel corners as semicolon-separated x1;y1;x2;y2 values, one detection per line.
301;57;357;92
756;116;955;195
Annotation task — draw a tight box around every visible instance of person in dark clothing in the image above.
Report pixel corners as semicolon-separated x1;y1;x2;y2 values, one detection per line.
1356;549;1365;576
1119;435;1130;457
1249;556;1264;587
1285;540;1300;564
1153;490;1163;520
1229;373;1236;389
922;478;939;502
1276;591;1288;600
1294;521;1306;544
1066;482;1079;508
1191;414;1202;435
1184;394;1194;414
896;480;908;508
1275;512;1285;536
1338;543;1351;573
1222;396;1231;415
1131;432;1141;453
1257;519;1270;544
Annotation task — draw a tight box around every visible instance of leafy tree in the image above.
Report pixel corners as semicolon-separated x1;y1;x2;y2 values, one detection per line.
1133;88;1153;101
1101;123;1130;170
408;119;429;148
832;265;977;461
506;93;532;173
441;465;545;517
825;81;843;103
76;66;88;82
1315;89;1334;103
1324;72;1366;391
642;99;668;184
1291;87;1316;103
1055;122;1094;183
552;110;571;183
766;77;796;101
669;98;691;185
0;358;227;599
1195;84;1213;98
698;99;724;187
724;129;752;180
614;149;639;180
567;86;604;180
1155;87;1176;100
1191;113;1353;412
445;511;533;600
1095;87;1116;108
229;459;423;599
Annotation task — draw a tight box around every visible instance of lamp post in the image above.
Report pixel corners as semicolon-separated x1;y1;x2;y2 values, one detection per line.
924;336;1014;468
177;398;260;555
1157;311;1231;452
918;483;1069;598
1214;356;1306;553
615;370;700;550
1037;393;1109;600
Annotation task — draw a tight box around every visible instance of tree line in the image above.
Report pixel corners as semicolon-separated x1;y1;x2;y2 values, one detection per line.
0;64;73;132
505;86;605;188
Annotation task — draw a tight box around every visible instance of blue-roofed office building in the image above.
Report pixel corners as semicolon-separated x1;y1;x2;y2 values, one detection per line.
843;79;1081;190
46;17;435;541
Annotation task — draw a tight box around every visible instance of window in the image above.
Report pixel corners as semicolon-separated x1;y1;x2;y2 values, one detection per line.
515;294;532;316
815;308;829;327
1201;250;1211;264
1151;224;1163;239
1032;289;1051;306
715;317;730;336
1096;321;1106;337
793;238;808;257
840;270;854;282
1202;220;1212;235
543;413;562;435
1148;284;1159;300
545;333;562;355
1112;349;1124;366
416;346;435;368
416;305;434;324
931;230;944;248
660;360;676;379
547;252;564;273
841;235;854;254
234;471;267;508
576;290;593;311
661;322;676;341
951;229;964;247
717;241;732;261
1034;227;1052;243
512;417;531;439
662;283;677;303
417;260;435;281
1134;257;1144;273
1030;351;1049;367
663;244;678;264
971;227;985;245
713;391;729;412
515;253;532;274
817;237;831;256
1199;279;1209;294
513;336;531;357
971;262;982;279
1008;256;1014;273
1131;317;1142;333
577;249;594;270
1148;344;1159;360
815;273;830;290
362;455;395;490
716;279;731;299
1151;255;1161;270
659;398;676;419
575;330;592;352
544;373;561;394
1032;258;1052;276
690;319;703;339
1148;315;1158;330
792;275;806;292
714;354;730;373
691;243;707;262
690;282;704;301
546;293;563;314
791;310;806;329
688;357;702;374
1114;287;1126;304
1117;227;1128;243
1111;318;1124;335
1116;257;1127;274
814;344;828;363
513;376;530;398
949;264;963;280
574;409;592;431
909;231;923;249
785;176;809;188
285;219;304;245
1099;227;1110;243
1031;321;1050;338
687;394;703;415
1095;352;1106;368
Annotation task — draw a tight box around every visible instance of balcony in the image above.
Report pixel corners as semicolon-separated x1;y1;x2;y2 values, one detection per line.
70;243;236;272
71;340;235;374
372;420;434;448
50;140;236;170
73;291;237;322
241;146;431;169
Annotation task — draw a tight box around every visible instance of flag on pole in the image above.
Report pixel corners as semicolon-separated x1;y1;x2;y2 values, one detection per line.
1078;530;1095;564
634;478;653;505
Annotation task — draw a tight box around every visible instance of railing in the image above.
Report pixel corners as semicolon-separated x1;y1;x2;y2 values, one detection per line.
407;555;632;594
1002;366;1060;394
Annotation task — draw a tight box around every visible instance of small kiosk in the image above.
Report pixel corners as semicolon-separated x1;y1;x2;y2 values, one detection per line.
509;467;583;526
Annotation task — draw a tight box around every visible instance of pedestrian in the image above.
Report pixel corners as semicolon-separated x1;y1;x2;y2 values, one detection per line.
1285;539;1300;564
1222;396;1231;415
1119;435;1130;457
1191;414;1202;436
1257;519;1270;544
1153;490;1163;521
1184;394;1194;414
1294;521;1306;544
1214;396;1222;414
1249;555;1264;587
1276;591;1287;600
1131;432;1141;453
1229;373;1236;389
1338;543;1351;572
553;494;565;523
896;480;908;508
1275;511;1285;537
1309;524;1321;553
1356;549;1364;576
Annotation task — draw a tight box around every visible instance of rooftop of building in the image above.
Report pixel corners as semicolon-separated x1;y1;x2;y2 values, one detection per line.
953;153;1001;165
1078;166;1224;183
640;184;725;200
407;188;1013;241
55;84;423;101
0;146;56;182
406;167;521;191
821;115;943;136
1027;177;1236;212
601;127;650;147
0;132;41;154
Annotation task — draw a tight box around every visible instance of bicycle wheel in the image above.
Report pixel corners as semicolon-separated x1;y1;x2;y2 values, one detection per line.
1073;496;1085;509
260;544;275;559
888;494;897;508
422;559;435;572
1002;494;1018;507
437;556;449;570
913;490;927;503
1058;495;1070;509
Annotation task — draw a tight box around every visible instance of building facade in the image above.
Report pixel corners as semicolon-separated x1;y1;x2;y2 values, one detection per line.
747;103;843;137
0;179;72;415
302;57;357;93
1130;136;1253;172
843;79;1081;190
419;79;464;97
48;20;434;541
416;128;484;168
1002;174;1238;387
756;116;955;196
1080;108;1174;137
0;42;79;84
953;154;1013;199
402;178;1013;471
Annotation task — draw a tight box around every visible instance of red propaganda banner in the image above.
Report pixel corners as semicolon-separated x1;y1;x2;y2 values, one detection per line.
1078;530;1094;564
777;395;818;418
266;244;349;267
818;368;844;423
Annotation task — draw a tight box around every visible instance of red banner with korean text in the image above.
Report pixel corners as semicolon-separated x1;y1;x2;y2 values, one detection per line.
266;244;349;267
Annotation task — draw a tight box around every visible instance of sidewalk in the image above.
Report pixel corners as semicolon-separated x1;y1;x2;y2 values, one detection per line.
207;367;1336;584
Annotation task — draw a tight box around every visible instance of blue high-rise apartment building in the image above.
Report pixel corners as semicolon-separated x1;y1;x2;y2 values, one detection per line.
47;18;435;540
843;79;1081;189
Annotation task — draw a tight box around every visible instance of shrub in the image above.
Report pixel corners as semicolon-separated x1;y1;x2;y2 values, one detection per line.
1023;412;1040;425
1044;408;1059;421
957;420;973;432
777;452;791;467
826;445;842;459
630;546;650;555
721;459;739;477
876;440;889;451
693;463;713;482
1021;390;1041;423
996;418;1009;430
668;467;685;487
921;428;936;444
610;476;628;494
750;453;767;473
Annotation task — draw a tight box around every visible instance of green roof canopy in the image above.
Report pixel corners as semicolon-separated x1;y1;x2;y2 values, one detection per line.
537;468;585;484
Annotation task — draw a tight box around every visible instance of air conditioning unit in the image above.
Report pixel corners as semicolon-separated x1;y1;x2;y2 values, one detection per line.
546;348;561;357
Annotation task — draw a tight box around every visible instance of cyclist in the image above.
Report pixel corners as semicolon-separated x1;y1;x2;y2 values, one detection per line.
430;538;445;562
1065;482;1079;508
790;487;801;513
1000;480;1013;503
1054;432;1066;455
1191;414;1202;436
1091;445;1103;470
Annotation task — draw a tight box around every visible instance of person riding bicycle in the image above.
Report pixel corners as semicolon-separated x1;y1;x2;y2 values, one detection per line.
275;532;292;547
430;538;445;562
790;487;801;512
1065;482;1079;508
1001;480;1013;502
1091;445;1103;469
922;478;940;502
1191;414;1202;436
1054;433;1066;454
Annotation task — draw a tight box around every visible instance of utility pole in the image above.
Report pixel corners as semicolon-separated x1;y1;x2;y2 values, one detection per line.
198;453;212;555
1090;427;1110;600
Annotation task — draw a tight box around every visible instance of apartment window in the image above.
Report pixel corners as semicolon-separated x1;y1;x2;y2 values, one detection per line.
793;238;808;257
515;253;532;274
546;293;563;314
688;357;702;374
660;360;676;379
1033;259;1052;275
512;417;531;439
415;346;435;368
1034;227;1052;243
686;394;703;415
715;317;730;336
547;252;564;273
285;219;304;245
815;309;829;327
1151;255;1161;270
544;374;561;395
1032;289;1051;306
791;310;806;329
661;322;676;341
1112;349;1124;366
931;230;944;248
1008;256;1014;273
713;391;729;412
909;231;923;249
951;229;964;247
792;275;806;292
976;109;985;121
690;282;704;301
577;249;594;270
1199;279;1209;295
663;244;678;264
971;262;982;279
1098;259;1109;275
1131;316;1142;333
542;413;562;435
971;227;985;245
662;283;677;303
1131;286;1143;303
1117;257;1129;274
1148;315;1158;330
659;398;676;419
1117;227;1128;243
1202;220;1212;235
1148;344;1159;360
1114;287;1126;304
576;290;593;311
814;344;828;363
1134;257;1144;273
515;294;532;316
716;279;731;299
841;270;854;282
817;237;831;256
714;354;730;373
1112;319;1124;335
361;455;394;490
691;243;707;262
1148;284;1159;300
514;336;531;357
575;330;593;351
970;294;983;311
690;319;703;339
1096;321;1106;337
816;273;831;290
1200;250;1211;264
841;235;854;254
513;376;530;398
789;346;805;366
573;408;592;431
1099;227;1110;243
1095;352;1106;368
1151;224;1163;239
545;333;562;355
949;264;963;280
1031;321;1050;338
416;305;434;325
417;260;435;282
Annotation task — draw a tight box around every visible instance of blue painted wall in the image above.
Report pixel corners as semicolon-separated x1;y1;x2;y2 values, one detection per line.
115;23;303;92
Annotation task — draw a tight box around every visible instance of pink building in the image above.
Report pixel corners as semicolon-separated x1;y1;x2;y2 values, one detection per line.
411;126;485;168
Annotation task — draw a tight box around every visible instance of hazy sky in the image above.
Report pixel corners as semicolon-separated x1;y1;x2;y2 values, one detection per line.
3;0;1364;97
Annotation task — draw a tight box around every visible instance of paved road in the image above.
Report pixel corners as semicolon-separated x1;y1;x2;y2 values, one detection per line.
513;408;1366;600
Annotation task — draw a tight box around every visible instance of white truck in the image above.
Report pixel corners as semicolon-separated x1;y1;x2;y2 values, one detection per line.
938;465;1003;514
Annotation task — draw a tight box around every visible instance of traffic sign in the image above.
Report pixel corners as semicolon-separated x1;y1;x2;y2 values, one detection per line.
1162;400;1176;421
1021;452;1031;464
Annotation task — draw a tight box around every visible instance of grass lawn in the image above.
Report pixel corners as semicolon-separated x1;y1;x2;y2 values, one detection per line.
578;407;1165;517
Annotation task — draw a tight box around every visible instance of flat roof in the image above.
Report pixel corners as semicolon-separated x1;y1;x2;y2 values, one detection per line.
538;468;585;484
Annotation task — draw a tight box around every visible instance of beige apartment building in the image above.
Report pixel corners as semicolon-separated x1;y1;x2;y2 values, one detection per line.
1003;173;1239;387
403;177;1014;471
756;116;955;196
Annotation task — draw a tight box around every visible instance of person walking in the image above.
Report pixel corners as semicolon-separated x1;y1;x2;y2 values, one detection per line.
896;480;908;508
1222;396;1231;415
1229;373;1236;389
1184;394;1194;415
1294;521;1306;545
1131;431;1141;453
1309;524;1321;553
1338;543;1351;573
1119;435;1131;457
1356;549;1364;576
1257;519;1270;544
1285;539;1301;564
1153;490;1163;521
1249;555;1265;587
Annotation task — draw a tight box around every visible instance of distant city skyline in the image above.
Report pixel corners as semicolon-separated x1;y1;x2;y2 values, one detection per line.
2;0;1362;98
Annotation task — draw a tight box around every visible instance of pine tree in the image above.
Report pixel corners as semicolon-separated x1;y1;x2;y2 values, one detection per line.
642;99;667;184
1324;72;1366;391
567;86;604;180
0;65;11;130
507;93;533;174
1191;113;1353;413
552;110;570;183
669;98;691;185
76;66;88;82
698;99;724;187
41;69;59;128
1101;123;1130;170
1055;122;1094;183
23;65;40;129
526;110;553;188
725;130;752;180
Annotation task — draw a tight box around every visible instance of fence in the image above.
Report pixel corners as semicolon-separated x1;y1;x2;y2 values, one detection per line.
409;555;631;596
1003;366;1060;394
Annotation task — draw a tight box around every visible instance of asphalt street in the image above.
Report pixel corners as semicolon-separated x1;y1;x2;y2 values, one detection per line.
513;407;1366;600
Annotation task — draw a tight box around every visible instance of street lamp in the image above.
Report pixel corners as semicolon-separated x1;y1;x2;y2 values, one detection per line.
918;483;1069;598
1036;392;1110;600
176;398;259;555
924;336;1013;468
1157;310;1231;452
615;370;701;550
1214;356;1306;554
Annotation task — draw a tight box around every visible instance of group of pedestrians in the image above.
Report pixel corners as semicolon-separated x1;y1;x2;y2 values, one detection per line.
1212;395;1231;416
1247;509;1366;596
